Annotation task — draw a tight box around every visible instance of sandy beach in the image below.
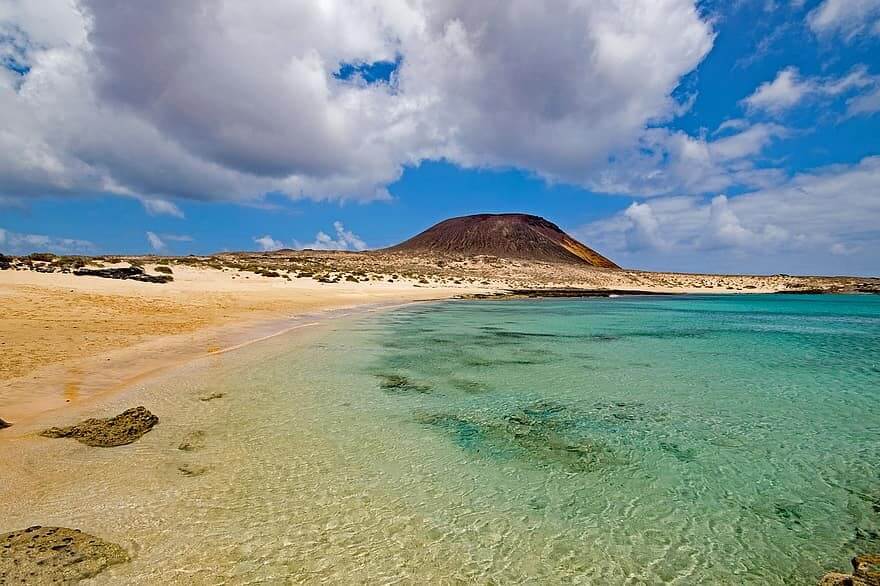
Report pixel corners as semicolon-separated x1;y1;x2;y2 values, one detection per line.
0;265;491;427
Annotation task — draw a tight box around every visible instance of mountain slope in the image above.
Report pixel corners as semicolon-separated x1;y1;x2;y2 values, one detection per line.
386;213;618;268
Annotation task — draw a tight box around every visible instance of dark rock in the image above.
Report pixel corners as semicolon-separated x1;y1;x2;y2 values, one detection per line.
0;254;10;270
73;266;173;283
0;418;10;429
0;526;128;583
198;392;225;402
40;406;159;447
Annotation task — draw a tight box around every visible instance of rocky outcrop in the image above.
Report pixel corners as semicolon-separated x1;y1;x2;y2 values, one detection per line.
41;406;159;447
0;526;128;583
820;554;880;586
73;265;173;283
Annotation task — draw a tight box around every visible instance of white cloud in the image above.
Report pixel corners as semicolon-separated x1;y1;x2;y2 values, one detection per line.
846;86;880;116
0;0;715;204
587;122;788;196
297;222;368;251
0;227;95;254
146;231;165;252
743;66;878;116
161;234;193;242
578;156;880;274
830;242;860;255
253;235;285;252
141;198;184;218
742;68;811;114
807;0;880;40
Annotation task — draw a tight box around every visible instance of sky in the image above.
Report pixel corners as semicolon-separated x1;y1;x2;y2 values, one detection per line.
0;0;878;275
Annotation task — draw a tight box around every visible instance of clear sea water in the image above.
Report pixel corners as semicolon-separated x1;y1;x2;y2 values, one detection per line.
10;294;879;584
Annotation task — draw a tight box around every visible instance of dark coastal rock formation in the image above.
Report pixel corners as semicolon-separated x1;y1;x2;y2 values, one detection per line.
820;554;880;586
0;526;128;583
386;213;619;268
0;418;11;429
41;406;159;447
73;265;173;283
503;288;675;298
0;254;10;270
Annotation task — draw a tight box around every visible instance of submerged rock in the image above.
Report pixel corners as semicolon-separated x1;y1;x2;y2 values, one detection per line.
376;373;432;394
820;554;880;586
819;572;852;585
0;526;128;583
198;392;225;402
41;406;159;447
418;401;619;473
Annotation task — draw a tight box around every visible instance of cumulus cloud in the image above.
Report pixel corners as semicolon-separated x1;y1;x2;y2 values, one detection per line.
297;222;368;251
578;156;880;274
587;122;788;196
0;0;716;204
742;66;877;115
253;235;285;252
0;227;95;254
807;0;880;40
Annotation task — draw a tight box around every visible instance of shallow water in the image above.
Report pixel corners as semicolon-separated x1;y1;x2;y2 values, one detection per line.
7;295;879;584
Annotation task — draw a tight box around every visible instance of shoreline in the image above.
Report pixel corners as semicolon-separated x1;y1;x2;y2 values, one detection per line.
2;262;876;431
0;268;489;430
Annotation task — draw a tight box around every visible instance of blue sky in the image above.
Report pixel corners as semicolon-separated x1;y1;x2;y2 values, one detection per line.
1;0;878;275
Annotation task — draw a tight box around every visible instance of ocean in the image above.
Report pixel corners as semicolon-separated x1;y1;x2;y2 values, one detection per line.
27;294;880;584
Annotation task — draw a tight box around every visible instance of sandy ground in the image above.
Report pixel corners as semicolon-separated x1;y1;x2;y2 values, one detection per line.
0;265;489;426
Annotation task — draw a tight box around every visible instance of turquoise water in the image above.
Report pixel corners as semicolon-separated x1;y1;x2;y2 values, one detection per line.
355;294;880;583
21;294;877;583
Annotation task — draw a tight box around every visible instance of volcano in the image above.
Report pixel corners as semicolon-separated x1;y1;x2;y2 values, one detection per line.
386;213;618;268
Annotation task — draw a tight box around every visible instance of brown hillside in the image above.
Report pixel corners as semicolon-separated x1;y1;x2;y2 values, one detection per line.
386;213;618;268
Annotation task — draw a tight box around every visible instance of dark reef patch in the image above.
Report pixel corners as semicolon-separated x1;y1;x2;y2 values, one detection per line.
658;441;697;463
417;401;621;473
376;373;433;394
449;378;491;393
